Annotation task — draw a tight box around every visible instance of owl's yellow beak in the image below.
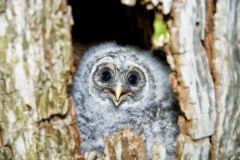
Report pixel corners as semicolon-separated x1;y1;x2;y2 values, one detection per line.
114;84;122;102
103;84;132;107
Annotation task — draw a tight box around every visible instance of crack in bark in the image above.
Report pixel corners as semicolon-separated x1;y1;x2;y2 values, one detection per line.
36;107;69;126
0;129;13;160
202;0;217;83
202;0;217;160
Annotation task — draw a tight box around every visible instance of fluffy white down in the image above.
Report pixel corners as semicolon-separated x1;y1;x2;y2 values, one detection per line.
72;43;179;159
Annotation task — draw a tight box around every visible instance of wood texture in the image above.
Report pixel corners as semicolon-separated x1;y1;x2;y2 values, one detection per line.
167;0;240;159
167;0;216;159
105;128;147;160
212;0;240;159
0;0;81;159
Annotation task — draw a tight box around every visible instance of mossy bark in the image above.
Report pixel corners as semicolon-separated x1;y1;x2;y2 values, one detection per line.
0;0;81;159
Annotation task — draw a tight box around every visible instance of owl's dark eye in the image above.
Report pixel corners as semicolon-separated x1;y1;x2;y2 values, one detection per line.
128;73;139;86
100;69;112;82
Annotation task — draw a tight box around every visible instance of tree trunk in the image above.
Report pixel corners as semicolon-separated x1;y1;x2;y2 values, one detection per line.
168;0;240;159
0;0;239;160
0;0;82;159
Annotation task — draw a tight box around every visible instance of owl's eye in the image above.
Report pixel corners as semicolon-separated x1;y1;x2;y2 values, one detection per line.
100;69;112;82
128;73;139;86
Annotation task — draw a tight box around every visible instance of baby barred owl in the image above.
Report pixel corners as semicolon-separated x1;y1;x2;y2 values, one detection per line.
72;43;179;159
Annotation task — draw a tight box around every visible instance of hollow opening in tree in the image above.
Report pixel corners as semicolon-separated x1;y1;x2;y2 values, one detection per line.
68;0;180;159
68;0;155;66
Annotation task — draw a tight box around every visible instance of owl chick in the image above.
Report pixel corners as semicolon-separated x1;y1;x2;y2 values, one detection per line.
72;43;179;159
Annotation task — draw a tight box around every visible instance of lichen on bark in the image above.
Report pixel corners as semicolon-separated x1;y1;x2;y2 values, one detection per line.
0;0;80;159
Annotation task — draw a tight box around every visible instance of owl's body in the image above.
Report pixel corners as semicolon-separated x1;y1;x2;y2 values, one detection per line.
73;43;179;159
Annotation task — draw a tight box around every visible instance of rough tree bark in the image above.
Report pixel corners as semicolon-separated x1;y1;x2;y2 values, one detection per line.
212;0;240;159
0;0;239;160
0;0;82;159
168;0;240;159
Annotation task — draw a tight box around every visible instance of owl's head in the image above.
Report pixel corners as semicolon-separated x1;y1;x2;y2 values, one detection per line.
74;43;173;109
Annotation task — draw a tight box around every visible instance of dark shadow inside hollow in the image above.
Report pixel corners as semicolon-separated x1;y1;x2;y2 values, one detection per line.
68;0;154;50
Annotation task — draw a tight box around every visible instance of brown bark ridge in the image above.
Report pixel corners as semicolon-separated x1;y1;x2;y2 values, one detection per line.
0;0;82;159
167;0;240;159
168;0;216;159
104;128;147;160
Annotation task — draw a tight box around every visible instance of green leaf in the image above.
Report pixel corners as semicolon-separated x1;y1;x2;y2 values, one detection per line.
152;15;169;47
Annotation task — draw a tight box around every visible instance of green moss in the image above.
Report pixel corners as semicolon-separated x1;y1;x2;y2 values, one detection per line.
0;146;12;160
0;38;7;63
22;35;29;51
6;25;17;41
38;87;49;117
0;24;17;64
0;0;6;13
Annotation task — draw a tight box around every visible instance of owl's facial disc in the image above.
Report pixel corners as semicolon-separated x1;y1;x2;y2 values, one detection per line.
103;83;132;106
93;63;146;107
